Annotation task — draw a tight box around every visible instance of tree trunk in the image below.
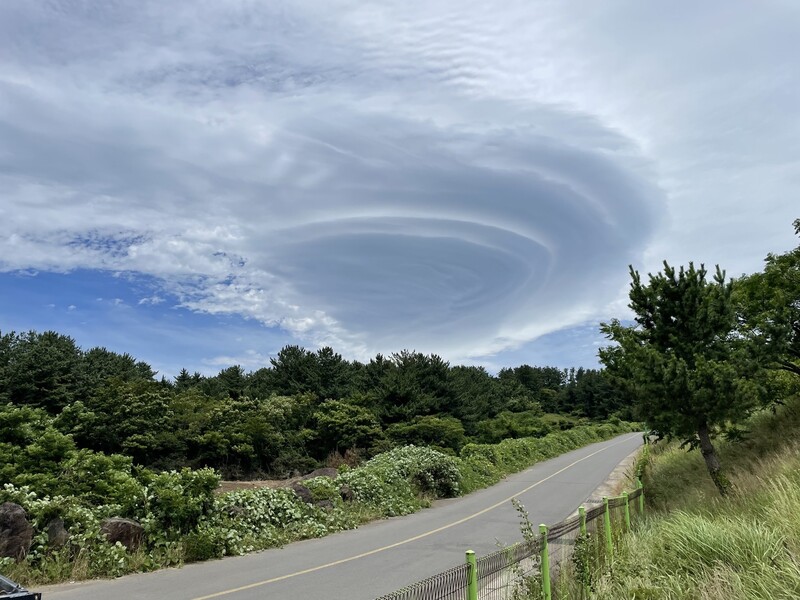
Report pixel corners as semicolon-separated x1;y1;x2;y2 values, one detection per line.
697;422;729;496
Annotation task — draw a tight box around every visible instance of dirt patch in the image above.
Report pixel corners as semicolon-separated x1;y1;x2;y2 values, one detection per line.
216;478;301;494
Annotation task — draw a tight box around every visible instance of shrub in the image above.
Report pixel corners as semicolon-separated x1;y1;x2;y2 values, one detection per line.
140;468;219;534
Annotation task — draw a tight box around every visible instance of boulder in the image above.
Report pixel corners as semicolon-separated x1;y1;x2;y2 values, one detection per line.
100;518;144;551
314;500;334;510
291;482;314;504
301;467;339;481
0;502;33;561
47;517;70;548
339;484;355;503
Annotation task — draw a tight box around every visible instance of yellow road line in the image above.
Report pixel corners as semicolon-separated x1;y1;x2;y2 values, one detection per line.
193;433;639;600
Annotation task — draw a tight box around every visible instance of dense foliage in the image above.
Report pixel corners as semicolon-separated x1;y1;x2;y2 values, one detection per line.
734;218;800;380
0;332;629;479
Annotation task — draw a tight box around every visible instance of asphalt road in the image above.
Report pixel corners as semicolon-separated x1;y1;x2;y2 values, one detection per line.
42;433;641;600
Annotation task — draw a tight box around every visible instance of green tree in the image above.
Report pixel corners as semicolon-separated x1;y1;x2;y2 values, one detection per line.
600;262;763;495
81;346;155;392
373;351;454;423
0;330;85;412
386;415;466;452
175;368;204;392
498;365;564;412
270;345;318;396
473;409;549;444
61;379;178;465
312;400;384;456
734;218;800;379
448;365;504;432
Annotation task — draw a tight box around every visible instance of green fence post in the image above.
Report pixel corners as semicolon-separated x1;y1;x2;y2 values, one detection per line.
623;492;631;532
539;525;552;600
637;477;645;515
603;497;614;562
579;506;587;536
577;507;589;599
465;550;478;600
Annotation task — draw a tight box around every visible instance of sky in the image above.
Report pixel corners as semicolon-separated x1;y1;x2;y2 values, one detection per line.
1;1;798;379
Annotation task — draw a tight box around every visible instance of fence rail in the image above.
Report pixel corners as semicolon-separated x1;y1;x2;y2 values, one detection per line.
375;451;648;600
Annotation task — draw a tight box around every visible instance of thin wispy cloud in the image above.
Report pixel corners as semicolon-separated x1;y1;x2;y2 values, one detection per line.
1;1;797;368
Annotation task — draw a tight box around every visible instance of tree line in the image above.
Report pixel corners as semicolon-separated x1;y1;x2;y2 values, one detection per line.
0;332;629;479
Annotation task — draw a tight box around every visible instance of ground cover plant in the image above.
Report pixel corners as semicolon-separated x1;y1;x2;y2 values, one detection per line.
0;421;635;585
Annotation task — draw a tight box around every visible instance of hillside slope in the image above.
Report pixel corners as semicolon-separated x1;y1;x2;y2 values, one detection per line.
591;395;800;599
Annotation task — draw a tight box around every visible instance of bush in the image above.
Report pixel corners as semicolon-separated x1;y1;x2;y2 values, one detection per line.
140;468;219;534
183;525;226;562
362;445;461;497
459;422;635;477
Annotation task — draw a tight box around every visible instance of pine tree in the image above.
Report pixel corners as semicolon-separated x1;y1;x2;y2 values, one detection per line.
600;262;763;495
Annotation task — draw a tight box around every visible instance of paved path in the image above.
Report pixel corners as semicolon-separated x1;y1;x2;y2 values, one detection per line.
42;433;641;600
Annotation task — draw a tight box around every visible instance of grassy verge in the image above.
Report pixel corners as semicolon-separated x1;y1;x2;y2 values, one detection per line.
586;396;800;600
1;421;636;586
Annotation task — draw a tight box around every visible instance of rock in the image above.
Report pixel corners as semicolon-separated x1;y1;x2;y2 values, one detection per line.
339;484;355;503
47;517;70;548
100;518;144;551
314;500;334;510
301;467;339;481
291;482;314;504
0;502;33;561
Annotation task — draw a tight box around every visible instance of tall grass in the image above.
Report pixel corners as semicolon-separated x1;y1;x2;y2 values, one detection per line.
588;396;800;600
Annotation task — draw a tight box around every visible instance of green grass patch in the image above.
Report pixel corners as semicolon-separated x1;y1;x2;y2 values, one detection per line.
586;395;800;600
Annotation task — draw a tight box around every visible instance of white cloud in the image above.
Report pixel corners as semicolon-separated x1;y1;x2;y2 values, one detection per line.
0;0;796;363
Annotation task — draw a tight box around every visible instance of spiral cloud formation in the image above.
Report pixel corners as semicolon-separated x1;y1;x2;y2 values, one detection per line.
4;1;793;364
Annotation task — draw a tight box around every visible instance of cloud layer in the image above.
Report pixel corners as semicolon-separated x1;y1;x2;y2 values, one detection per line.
2;1;796;362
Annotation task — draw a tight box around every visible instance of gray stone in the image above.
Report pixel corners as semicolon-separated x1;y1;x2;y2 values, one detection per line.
0;502;33;561
314;500;334;510
47;517;70;548
100;518;144;551
291;482;314;504
339;484;355;502
301;467;339;481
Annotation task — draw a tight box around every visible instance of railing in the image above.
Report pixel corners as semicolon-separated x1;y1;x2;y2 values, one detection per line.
375;477;646;600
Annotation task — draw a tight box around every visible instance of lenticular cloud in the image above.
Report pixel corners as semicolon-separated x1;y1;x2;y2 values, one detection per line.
0;1;664;361
238;105;663;358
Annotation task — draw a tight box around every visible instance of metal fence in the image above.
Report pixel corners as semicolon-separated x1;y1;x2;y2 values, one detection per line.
375;480;646;600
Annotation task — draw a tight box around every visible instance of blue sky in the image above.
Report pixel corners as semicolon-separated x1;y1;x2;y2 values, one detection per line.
1;1;798;378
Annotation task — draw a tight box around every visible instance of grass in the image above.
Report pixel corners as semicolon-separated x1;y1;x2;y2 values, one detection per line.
585;395;800;600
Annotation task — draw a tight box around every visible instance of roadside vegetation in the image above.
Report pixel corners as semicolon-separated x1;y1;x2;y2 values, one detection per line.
589;392;800;599
0;325;636;585
0;421;634;585
532;218;800;599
